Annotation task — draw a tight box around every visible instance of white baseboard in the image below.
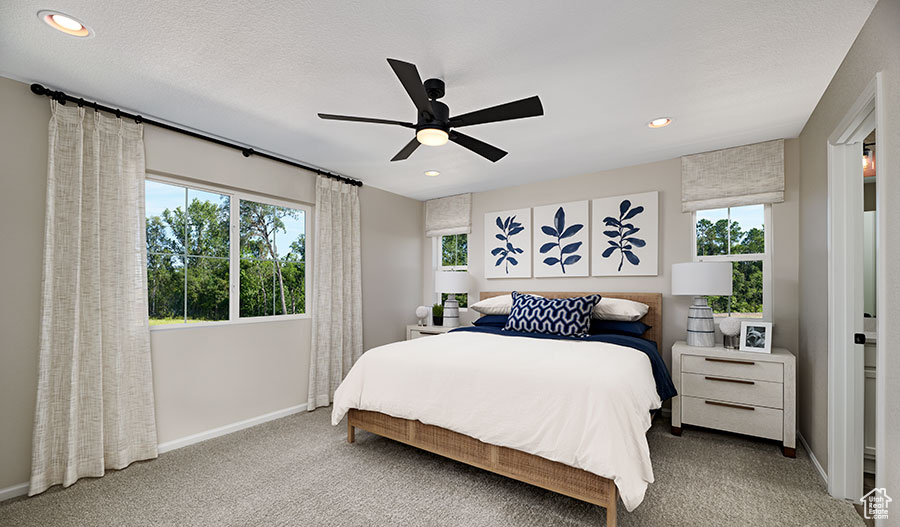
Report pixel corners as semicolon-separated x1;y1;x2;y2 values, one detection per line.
798;432;827;484
0;482;29;502
0;403;309;504
157;403;307;453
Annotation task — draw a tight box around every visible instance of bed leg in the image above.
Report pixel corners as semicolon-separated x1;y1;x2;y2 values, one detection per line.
347;421;355;444
605;483;617;527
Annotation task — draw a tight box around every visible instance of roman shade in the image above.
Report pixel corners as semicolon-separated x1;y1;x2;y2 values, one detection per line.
425;193;471;236
681;139;784;212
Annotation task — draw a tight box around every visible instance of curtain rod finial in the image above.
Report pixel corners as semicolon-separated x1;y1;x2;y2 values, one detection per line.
30;83;47;95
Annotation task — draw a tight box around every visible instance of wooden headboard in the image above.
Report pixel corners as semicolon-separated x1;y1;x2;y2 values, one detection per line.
478;291;663;351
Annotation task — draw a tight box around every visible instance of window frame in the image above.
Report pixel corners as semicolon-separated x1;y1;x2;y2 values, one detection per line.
146;173;311;330
690;204;773;322
433;234;468;308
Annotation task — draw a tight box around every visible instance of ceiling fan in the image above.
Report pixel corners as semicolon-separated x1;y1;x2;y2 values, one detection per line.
318;58;544;162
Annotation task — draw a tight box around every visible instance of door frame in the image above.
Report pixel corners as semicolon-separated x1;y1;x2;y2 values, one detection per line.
826;72;885;502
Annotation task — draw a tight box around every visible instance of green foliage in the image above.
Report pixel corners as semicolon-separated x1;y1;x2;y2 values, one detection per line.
147;189;305;324
440;293;468;308
441;234;467;267
696;217;765;317
432;303;444;317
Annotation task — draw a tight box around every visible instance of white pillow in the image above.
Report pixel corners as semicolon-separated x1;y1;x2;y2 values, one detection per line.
470;293;543;315
592;297;649;321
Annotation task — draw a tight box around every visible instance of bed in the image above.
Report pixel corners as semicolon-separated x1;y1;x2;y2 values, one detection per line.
332;292;670;527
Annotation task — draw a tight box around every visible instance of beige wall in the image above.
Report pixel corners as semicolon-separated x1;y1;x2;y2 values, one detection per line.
425;143;801;370
797;0;900;494
0;76;423;490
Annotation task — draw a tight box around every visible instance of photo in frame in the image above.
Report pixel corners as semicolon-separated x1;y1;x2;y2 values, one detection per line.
739;321;773;353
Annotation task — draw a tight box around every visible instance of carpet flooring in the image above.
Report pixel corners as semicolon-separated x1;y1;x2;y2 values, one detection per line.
0;409;862;526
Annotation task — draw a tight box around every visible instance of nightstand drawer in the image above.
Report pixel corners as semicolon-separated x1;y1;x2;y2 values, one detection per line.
682;355;783;383
681;373;783;409
411;330;444;339
682;396;783;440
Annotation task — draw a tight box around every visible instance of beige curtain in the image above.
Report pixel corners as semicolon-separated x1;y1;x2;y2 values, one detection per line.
681;139;785;212
425;193;471;236
308;176;363;410
30;101;158;495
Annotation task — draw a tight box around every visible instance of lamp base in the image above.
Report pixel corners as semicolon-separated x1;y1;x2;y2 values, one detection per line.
686;296;715;347
443;295;460;328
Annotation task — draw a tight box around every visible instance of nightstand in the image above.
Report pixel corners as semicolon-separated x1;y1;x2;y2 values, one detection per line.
670;340;797;457
406;325;456;340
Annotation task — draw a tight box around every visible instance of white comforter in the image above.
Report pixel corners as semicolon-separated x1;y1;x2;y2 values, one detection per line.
331;331;661;511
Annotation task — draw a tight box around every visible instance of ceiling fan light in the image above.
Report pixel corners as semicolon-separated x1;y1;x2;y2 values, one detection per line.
416;128;449;146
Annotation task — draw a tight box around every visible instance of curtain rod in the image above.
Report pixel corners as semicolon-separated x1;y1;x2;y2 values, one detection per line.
29;83;363;187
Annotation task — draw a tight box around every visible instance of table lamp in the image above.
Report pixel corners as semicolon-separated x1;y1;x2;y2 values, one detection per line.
434;271;469;327
672;262;732;347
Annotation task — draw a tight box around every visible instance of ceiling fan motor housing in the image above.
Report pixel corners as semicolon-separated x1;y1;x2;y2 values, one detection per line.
424;78;445;100
418;99;449;132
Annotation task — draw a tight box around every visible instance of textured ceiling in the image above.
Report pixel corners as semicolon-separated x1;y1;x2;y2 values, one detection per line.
0;1;875;200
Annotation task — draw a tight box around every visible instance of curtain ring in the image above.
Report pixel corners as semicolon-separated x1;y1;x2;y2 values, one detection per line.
77;98;84;107
115;109;121;119
134;115;143;124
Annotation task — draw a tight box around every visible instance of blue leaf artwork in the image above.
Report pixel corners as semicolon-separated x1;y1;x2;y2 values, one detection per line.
490;215;525;274
592;191;658;276
485;208;532;278
539;207;583;274
533;201;589;277
600;199;645;271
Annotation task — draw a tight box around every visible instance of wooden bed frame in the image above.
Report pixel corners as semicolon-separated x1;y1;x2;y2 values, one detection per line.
347;292;663;527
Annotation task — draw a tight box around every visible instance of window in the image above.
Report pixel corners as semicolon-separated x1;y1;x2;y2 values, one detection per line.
693;204;771;319
239;199;306;317
437;233;467;308
146;177;308;326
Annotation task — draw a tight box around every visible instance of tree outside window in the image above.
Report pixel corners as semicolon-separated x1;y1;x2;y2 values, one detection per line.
439;234;467;308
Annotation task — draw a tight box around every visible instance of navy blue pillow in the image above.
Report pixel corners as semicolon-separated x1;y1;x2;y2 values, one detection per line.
473;315;509;327
504;292;601;337
589;319;650;337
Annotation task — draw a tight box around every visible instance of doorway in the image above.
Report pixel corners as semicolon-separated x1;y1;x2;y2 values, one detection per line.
827;73;886;504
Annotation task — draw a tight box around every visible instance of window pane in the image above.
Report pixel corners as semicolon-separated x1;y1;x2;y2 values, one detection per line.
240;259;275;317
696;208;728;256
441;234;468;267
240;200;305;261
275;261;305;315
146;180;186;254
186;256;229;322
729;205;765;255
707;260;763;318
440;292;467;308
148;253;184;325
187;189;230;258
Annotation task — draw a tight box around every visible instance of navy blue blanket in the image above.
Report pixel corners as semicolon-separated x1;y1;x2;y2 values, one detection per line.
450;325;677;402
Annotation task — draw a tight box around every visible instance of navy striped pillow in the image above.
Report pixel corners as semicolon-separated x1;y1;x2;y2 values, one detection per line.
504;292;602;337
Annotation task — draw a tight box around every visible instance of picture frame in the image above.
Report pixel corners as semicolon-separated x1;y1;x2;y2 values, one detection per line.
484;208;532;278
532;200;589;277
739;321;773;353
591;191;658;276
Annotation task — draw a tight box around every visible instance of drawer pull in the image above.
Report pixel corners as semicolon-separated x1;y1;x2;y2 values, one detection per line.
705;357;756;366
704;376;755;385
418;332;441;336
705;400;755;411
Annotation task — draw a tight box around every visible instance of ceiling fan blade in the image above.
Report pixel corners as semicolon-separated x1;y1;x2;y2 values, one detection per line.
391;137;421;162
449;131;507;162
386;58;436;119
318;113;414;128
449;96;544;128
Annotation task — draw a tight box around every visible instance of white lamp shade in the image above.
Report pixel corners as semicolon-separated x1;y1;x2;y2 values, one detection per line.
434;271;469;294
671;262;732;296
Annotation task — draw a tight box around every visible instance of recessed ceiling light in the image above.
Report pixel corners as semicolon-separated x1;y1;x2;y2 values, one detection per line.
424;170;440;177
38;10;92;37
648;117;672;129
